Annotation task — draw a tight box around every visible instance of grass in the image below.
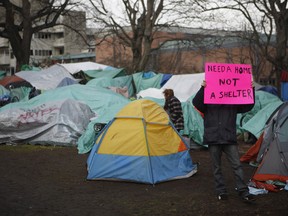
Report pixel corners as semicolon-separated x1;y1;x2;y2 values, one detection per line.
0;143;64;152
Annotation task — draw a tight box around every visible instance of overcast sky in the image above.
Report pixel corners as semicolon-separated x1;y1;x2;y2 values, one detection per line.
84;0;267;33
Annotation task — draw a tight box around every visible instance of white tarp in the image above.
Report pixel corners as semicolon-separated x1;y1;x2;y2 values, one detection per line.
16;65;77;90
137;73;204;102
0;99;95;146
60;62;110;75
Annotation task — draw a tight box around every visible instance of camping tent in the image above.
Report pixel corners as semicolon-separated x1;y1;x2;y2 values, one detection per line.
0;84;130;146
60;61;111;75
241;102;288;191
16;65;77;90
137;73;204;102
86;99;198;184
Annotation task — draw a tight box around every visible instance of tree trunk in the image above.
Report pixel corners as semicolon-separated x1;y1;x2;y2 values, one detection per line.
5;0;32;71
21;0;33;69
274;13;288;93
139;37;152;71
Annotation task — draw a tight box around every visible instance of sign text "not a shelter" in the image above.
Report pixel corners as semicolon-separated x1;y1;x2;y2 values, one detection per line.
204;63;254;104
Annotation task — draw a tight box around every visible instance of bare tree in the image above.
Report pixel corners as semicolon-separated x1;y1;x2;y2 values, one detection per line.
86;0;203;74
0;0;81;70
198;0;288;91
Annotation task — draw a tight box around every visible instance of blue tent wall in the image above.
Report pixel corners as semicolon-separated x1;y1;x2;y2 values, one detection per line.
281;82;288;101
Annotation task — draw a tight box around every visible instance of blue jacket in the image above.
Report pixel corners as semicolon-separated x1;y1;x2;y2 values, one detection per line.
192;86;255;145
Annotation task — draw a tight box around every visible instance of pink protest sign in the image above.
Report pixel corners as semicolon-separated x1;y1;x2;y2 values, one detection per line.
204;63;254;104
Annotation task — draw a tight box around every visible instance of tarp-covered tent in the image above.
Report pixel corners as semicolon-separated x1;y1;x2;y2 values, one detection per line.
132;72;164;94
135;73;205;147
77;102;128;154
0;71;6;79
0;99;94;146
86;75;134;98
83;68;126;80
137;73;204;102
59;62;121;84
21;65;41;71
60;61;111;75
0;84;130;146
0;75;33;103
239;91;283;139
57;77;78;88
86;99;198;184
241;102;288;191
0;75;30;88
282;82;288;101
0;85;9;96
78;99;205;154
16;65;77;90
258;85;279;97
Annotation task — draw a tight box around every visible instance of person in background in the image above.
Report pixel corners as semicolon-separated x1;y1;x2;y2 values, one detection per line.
192;80;256;202
163;89;184;133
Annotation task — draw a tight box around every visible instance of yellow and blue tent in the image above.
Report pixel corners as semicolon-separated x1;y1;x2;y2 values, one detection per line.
87;99;197;184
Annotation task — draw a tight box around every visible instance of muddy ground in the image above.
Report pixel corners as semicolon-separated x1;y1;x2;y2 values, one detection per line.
0;143;287;216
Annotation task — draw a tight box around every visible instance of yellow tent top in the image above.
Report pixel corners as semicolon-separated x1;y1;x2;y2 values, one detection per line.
116;99;169;124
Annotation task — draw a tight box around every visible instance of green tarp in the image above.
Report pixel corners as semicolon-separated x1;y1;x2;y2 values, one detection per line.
0;71;6;80
86;75;134;98
0;84;130;116
83;68;126;80
132;72;163;93
240;91;283;138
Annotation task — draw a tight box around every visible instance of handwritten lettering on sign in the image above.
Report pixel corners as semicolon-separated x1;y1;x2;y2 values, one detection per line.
204;63;254;104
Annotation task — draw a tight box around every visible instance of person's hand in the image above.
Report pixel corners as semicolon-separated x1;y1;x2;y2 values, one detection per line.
251;81;255;88
201;80;207;87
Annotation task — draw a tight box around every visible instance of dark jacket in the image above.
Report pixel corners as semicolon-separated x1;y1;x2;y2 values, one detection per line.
192;86;255;145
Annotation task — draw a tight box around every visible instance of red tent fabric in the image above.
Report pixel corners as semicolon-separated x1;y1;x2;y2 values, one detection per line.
281;70;288;82
0;75;25;88
240;133;264;163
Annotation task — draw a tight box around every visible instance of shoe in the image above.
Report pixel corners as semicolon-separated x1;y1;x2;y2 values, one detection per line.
217;193;228;200
242;194;256;203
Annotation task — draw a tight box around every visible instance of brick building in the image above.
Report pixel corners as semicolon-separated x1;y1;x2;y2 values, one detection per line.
95;27;275;85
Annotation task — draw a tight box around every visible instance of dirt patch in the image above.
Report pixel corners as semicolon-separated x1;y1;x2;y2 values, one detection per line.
0;143;287;216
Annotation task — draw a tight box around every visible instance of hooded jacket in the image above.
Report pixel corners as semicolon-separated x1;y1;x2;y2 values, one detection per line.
192;86;255;145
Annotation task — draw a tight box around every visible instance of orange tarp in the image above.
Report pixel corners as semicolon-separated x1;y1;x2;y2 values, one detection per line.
240;133;264;163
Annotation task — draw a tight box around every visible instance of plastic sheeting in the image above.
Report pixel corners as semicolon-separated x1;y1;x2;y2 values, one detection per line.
83;68;125;79
137;73;204;102
16;65;77;90
0;99;95;146
132;72;163;93
60;62;110;75
0;84;130;146
0;85;9;96
87;76;134;98
77;102;128;154
0;71;6;79
240;91;283;138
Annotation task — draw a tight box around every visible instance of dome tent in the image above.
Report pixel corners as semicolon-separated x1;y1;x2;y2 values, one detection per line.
87;99;198;184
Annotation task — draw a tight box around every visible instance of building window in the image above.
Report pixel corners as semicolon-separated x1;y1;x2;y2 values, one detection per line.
34;32;52;39
0;48;9;55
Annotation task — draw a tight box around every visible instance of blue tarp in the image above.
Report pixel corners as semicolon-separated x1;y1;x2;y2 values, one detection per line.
281;82;288;101
258;85;279;97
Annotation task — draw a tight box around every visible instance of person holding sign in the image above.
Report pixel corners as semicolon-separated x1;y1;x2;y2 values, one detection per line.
192;63;256;203
163;89;184;133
